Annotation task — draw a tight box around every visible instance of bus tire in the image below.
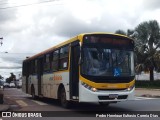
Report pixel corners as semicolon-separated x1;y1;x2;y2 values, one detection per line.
60;87;70;108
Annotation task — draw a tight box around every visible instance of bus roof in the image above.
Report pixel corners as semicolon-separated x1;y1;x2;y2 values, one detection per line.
24;36;79;62
23;32;132;62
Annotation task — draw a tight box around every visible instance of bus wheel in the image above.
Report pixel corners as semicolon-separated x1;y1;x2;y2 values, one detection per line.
99;102;110;107
60;87;70;108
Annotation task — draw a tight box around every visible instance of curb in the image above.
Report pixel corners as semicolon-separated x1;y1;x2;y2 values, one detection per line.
135;88;160;98
135;88;160;91
140;94;160;98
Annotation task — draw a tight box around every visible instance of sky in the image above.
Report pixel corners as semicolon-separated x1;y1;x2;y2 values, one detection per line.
0;0;160;79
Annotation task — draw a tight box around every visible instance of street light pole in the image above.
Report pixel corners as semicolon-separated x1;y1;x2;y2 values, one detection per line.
0;37;3;46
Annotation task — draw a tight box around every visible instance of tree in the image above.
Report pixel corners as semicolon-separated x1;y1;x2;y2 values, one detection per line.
0;75;4;86
6;78;10;83
6;73;16;84
115;21;160;81
153;51;160;72
134;20;160;81
115;29;135;38
9;73;16;81
115;30;127;35
0;75;3;80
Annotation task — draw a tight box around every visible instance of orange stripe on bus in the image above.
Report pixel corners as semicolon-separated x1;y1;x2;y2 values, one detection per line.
53;75;62;81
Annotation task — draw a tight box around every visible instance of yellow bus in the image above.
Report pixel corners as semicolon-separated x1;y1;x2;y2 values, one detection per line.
22;32;135;108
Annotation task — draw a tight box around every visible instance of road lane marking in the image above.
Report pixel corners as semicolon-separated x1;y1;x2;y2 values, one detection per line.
135;97;159;100
31;100;48;105
4;88;17;90
17;89;22;91
4;95;31;97
16;100;28;107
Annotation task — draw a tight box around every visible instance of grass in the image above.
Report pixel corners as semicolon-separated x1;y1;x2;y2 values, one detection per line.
135;80;160;89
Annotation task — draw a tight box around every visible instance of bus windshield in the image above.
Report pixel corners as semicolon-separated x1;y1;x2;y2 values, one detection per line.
81;47;134;77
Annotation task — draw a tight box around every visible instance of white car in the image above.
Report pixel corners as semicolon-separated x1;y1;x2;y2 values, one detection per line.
3;82;10;88
10;82;15;88
17;80;22;88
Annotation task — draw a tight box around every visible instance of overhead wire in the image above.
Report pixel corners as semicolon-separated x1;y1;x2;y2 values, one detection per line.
0;52;36;54
0;0;62;10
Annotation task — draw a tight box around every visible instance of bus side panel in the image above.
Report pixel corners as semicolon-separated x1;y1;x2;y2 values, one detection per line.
42;73;54;98
62;72;70;101
22;76;26;93
41;72;70;99
28;75;31;95
54;72;70;100
28;75;38;96
22;76;29;94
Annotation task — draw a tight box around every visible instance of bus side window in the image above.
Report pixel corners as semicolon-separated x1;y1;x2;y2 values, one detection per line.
35;60;38;74
52;50;59;71
30;59;37;75
59;45;69;70
31;60;35;75
44;54;51;72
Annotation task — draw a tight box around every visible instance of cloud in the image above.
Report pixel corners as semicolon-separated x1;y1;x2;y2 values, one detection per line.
53;12;102;37
45;0;142;37
0;0;17;35
1;0;160;77
0;10;16;22
142;0;160;10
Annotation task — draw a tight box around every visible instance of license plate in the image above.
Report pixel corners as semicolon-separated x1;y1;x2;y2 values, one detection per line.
109;94;118;99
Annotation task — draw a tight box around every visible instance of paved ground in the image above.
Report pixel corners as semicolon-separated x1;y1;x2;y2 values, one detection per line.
135;88;160;98
0;88;9;112
0;88;160;112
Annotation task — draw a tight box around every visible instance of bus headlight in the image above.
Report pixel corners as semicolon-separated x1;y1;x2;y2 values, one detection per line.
81;82;98;92
91;87;98;92
127;85;135;91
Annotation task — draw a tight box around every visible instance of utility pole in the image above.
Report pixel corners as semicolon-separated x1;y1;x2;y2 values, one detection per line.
0;37;3;46
0;37;4;102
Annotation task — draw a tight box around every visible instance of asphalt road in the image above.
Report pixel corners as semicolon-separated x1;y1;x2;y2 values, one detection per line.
1;88;160;120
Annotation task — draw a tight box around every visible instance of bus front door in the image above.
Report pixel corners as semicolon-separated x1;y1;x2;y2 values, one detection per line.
70;41;80;99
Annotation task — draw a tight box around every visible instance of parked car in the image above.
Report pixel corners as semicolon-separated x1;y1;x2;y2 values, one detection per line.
10;82;15;88
0;85;3;89
0;81;4;89
3;82;10;88
17;80;22;88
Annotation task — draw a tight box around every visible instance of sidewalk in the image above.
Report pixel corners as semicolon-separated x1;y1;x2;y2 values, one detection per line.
0;89;9;112
135;88;160;98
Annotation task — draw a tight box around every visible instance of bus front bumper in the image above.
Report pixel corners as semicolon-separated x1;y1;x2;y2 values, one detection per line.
79;83;135;103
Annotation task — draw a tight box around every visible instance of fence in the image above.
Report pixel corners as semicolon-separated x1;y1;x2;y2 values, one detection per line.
136;72;160;81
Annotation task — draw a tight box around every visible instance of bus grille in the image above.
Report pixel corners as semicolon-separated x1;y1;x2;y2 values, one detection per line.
98;88;127;91
98;95;128;100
